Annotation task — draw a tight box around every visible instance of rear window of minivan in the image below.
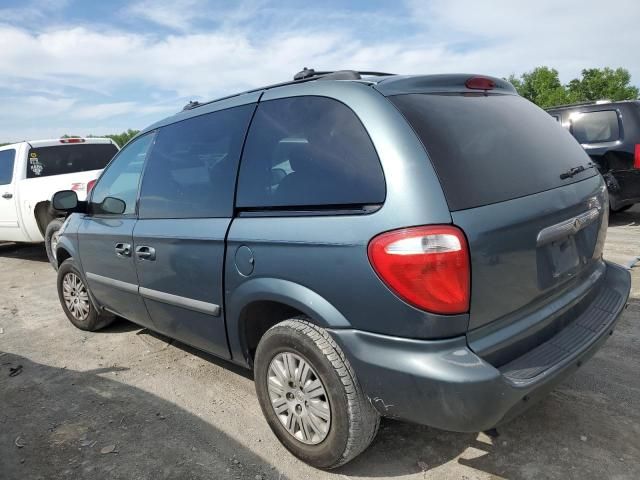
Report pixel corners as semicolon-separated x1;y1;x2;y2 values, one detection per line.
27;143;118;179
391;94;597;211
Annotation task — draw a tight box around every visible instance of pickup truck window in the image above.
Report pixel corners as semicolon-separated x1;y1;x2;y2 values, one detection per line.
26;143;118;179
0;149;16;185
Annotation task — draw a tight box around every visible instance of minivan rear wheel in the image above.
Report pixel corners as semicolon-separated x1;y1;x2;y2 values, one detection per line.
57;258;115;331
254;318;379;469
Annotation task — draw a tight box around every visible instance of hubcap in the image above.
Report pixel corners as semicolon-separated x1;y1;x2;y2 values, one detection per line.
267;352;331;445
62;272;90;321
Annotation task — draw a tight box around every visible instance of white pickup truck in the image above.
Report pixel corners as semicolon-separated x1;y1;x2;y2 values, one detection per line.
0;138;119;266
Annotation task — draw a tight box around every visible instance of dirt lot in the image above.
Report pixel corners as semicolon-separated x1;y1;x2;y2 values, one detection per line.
1;207;639;480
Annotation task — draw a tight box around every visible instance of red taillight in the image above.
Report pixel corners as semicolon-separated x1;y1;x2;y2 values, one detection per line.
465;76;495;90
86;179;97;193
60;138;85;143
368;226;470;315
634;144;640;169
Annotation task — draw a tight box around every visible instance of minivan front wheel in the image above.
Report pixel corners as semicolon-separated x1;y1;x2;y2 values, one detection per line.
254;318;379;469
57;258;115;331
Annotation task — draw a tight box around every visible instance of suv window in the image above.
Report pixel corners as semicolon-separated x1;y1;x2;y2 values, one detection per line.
391;94;597;211
569;110;620;144
26;143;118;178
138;104;255;219
90;134;154;215
236;96;385;209
0;149;16;185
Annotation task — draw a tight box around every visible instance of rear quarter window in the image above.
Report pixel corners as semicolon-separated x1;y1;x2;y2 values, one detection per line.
236;96;385;209
27;143;118;179
390;94;596;211
569;110;620;144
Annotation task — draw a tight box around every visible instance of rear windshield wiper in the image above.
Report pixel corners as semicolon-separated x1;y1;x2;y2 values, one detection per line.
559;163;596;180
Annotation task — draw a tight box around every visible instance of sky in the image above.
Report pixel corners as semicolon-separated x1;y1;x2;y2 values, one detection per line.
1;0;639;143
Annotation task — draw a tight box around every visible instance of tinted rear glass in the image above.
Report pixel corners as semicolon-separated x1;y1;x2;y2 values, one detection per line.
569;110;620;144
27;143;118;179
236;96;385;209
138;104;255;219
391;94;596;211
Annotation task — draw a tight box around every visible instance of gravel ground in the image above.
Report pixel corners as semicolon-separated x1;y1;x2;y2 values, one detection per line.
1;206;639;480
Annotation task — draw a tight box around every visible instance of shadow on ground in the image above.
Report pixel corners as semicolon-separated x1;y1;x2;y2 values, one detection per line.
0;352;286;480
608;204;640;227
0;243;48;263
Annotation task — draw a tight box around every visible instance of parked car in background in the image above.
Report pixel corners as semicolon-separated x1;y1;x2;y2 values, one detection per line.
50;70;630;469
0;138;119;267
547;100;640;212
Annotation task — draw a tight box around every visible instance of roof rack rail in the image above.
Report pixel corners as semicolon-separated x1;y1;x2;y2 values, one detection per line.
178;68;397;113
547;99;613;109
182;100;201;111
293;68;395;81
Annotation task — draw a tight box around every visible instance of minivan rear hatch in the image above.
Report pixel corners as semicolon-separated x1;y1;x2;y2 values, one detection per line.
389;91;608;339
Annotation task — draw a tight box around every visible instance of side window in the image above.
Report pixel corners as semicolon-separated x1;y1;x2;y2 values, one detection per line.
0;149;16;185
138;104;255;219
90;133;154;215
236;96;385;209
569;110;620;144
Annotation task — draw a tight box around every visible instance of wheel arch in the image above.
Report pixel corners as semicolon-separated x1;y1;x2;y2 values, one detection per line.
55;235;79;269
34;201;60;236
226;278;351;367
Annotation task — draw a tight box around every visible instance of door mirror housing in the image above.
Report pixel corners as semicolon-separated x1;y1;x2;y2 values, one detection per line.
101;197;126;215
51;190;79;211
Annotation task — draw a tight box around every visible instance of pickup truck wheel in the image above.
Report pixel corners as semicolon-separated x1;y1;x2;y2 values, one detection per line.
611;204;633;213
57;258;115;331
254;318;379;469
45;218;65;270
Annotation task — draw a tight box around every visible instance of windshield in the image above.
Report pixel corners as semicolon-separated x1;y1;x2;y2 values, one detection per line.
390;94;597;211
26;143;118;179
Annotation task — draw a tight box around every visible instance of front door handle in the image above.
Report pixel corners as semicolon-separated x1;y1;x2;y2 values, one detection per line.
135;245;156;261
2;192;12;199
115;242;131;257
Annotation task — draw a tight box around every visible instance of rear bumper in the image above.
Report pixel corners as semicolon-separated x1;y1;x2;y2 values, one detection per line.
329;261;631;432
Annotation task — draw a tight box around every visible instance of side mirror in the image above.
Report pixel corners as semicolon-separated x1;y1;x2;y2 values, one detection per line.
52;190;79;211
101;197;126;215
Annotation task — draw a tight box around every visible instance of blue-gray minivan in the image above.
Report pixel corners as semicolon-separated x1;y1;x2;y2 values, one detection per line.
51;70;631;469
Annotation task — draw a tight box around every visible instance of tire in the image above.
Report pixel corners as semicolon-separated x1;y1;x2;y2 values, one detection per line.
611;204;633;213
254;318;379;469
57;258;115;331
45;218;65;270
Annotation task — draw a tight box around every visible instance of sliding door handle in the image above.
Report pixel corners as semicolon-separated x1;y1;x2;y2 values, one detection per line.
135;245;156;261
2;192;12;199
115;243;131;257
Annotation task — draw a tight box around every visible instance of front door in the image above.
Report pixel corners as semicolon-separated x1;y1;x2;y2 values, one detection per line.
0;148;21;241
78;133;155;328
133;102;256;358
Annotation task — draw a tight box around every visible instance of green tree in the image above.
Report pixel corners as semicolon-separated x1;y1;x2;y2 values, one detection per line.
567;67;639;103
101;129;140;148
506;67;569;108
507;66;638;108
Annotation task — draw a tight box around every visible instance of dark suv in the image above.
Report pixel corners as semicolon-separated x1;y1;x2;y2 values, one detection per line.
51;70;631;469
547;100;640;212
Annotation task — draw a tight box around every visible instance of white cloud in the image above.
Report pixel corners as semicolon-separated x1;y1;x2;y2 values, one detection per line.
125;0;206;31
406;0;640;82
1;0;638;141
